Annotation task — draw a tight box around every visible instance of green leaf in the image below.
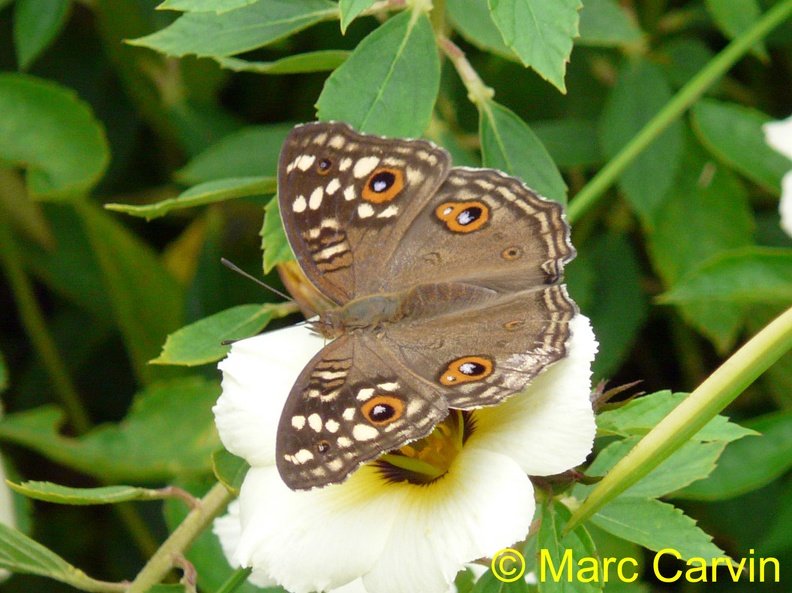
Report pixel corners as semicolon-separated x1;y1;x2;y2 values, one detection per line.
262;197;294;273
0;522;79;582
20;204;112;319
660;247;792;305
316;11;440;138
675;410;792;500
13;0;71;70
597;391;757;443
339;0;377;33
532;119;602;169
590;498;727;561
151;302;297;366
480;101;567;203
106;176;276;221
213;449;249;495
705;0;767;59
536;500;600;593
584;438;726;499
582;233;648;379
647;143;754;351
691;99;791;194
599;58;683;221
488;0;581;92
0;378;220;482
215;50;349;74
0;73;109;199
177;124;293;185
447;0;518;61
77;203;185;383
158;0;259;11
8;482;163;505
130;0;337;57
578;0;643;47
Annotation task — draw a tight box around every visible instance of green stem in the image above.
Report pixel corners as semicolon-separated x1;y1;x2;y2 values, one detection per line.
0;215;92;435
566;0;792;224
216;567;254;593
566;305;792;532
126;482;235;593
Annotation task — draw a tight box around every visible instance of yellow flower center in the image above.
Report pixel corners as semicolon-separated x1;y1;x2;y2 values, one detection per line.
375;411;473;485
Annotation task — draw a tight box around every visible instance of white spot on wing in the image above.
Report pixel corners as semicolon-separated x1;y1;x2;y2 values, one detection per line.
309;186;324;210
342;408;355;421
308;413;322;432
356;387;375;401
353;424;379;441
325;420;340;433
338;436;352;448
353;156;380;178
329;135;346;149
377;205;399;218
378;381;399;391
344;186;356;201
295;449;313;464
358;203;375;218
292;195;306;213
296;154;316;171
326;178;341;195
339;157;353;171
406;167;425;185
291;415;306;430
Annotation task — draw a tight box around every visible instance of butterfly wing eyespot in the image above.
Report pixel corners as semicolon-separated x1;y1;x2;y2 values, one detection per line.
360;395;405;425
316;157;333;174
439;356;495;386
315;439;331;453
502;246;522;260
435;201;490;233
362;167;405;203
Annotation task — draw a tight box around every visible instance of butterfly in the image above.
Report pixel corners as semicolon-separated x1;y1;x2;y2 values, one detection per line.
275;121;576;490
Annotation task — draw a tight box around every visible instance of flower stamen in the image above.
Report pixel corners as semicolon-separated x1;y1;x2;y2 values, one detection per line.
376;411;472;484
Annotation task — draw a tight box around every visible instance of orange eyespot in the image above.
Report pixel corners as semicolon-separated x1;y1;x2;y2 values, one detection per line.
502;246;522;260
361;395;404;425
315;439;331;454
435;201;489;233
362;167;404;203
439;356;494;386
316;158;333;175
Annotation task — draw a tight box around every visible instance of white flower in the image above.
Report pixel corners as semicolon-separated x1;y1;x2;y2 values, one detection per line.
213;315;597;593
763;114;792;237
0;404;17;583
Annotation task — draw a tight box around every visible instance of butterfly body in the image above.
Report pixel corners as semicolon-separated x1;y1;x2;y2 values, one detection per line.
275;122;577;490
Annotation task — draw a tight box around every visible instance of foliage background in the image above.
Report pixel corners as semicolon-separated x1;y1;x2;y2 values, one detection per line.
0;0;791;592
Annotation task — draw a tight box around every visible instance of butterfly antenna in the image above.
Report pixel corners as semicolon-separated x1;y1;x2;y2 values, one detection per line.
220;258;297;304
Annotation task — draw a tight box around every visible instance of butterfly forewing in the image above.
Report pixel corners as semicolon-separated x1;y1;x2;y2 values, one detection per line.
383;167;575;294
277;121;451;304
276;335;449;490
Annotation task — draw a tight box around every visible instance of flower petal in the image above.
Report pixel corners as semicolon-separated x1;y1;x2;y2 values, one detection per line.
214;325;325;465
362;448;534;593
213;500;277;588
235;465;403;593
763;115;792;160
468;315;597;476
